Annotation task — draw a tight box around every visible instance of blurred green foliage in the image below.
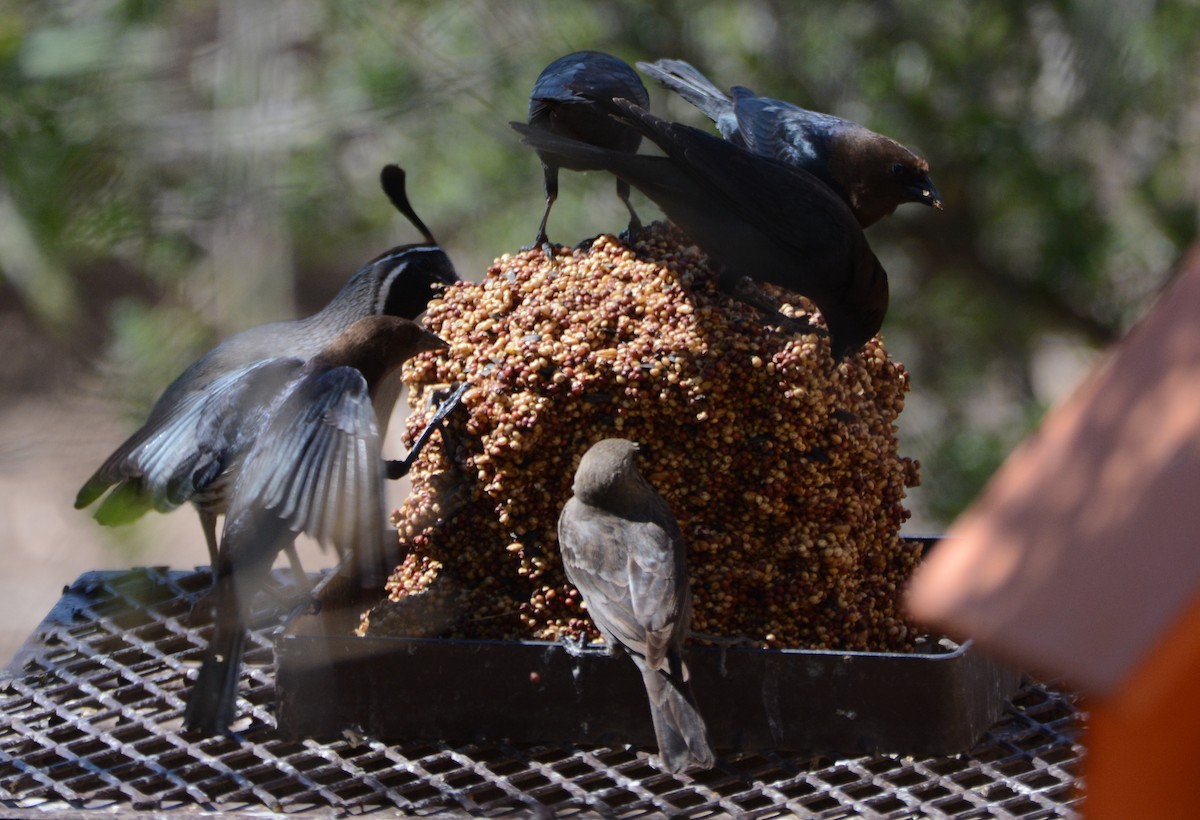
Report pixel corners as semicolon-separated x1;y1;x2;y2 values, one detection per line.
1;0;1197;525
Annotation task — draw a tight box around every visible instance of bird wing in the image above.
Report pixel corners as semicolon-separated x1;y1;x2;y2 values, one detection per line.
559;500;644;653
81;358;300;517
625;515;688;671
648;107;859;260
730;87;831;167
232;366;387;573
558;500;685;668
585;96;861;269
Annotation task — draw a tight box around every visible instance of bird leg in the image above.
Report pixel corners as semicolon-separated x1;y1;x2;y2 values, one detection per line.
188;550;315;627
283;543;311;594
387;381;471;479
528;164;559;253
616;179;642;243
722;274;823;337
285;552;356;621
689;631;758;678
199;510;221;570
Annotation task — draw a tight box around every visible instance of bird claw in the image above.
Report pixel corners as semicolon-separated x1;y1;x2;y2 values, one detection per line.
186;589;216;627
776;313;823;337
559;633;600;657
388;381;471;479
618;217;644;248
519;236;562;258
517;239;563;273
690;631;756;677
691;631;756;649
285;594;321;624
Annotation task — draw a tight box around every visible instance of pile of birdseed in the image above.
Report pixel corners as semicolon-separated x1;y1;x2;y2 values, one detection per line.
362;221;922;651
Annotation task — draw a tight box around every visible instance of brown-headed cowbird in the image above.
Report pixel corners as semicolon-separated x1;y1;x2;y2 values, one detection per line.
526;51;650;247
557;438;714;773
511;98;887;359
76;166;459;565
183;315;444;735
638;58;942;227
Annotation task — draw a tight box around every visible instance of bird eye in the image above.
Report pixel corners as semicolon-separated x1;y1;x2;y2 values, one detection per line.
891;162;907;177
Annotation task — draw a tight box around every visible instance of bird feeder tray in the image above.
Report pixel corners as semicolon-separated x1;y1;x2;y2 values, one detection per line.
276;539;1021;757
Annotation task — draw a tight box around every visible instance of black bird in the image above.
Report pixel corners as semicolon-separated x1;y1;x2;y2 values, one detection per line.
76;166;459;565
557;438;714;774
638;58;942;227
511;98;888;359
183;315;444;735
526;51;650;247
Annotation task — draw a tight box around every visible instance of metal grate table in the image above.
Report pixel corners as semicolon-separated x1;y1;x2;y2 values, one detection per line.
0;568;1084;817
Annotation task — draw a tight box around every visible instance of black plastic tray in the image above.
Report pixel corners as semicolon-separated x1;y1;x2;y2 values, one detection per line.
276;539;1021;756
277;631;1019;756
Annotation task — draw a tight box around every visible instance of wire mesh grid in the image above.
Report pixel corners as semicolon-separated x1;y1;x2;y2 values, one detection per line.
0;567;1084;817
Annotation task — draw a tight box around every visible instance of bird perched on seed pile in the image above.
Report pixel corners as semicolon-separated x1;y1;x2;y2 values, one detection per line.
184;315;445;735
557;438;714;774
511;97;887;359
76;165;459;568
526;50;650;247
638;58;942;227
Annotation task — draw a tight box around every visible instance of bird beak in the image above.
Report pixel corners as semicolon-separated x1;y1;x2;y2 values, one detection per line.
910;178;943;211
421;331;448;352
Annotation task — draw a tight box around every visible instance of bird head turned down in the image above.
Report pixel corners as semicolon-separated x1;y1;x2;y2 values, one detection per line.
571;439;647;507
829;131;943;227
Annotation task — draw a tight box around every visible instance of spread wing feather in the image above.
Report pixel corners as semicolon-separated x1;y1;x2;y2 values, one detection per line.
232;366;387;573
81;358;301;519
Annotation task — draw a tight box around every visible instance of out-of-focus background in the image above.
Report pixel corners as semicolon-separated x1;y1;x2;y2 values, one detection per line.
2;1;1197;662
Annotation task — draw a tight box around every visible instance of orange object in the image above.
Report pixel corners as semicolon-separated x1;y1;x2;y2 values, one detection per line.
906;243;1200;816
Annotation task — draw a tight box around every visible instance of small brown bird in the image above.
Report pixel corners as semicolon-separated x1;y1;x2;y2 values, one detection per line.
75;166;458;566
527;51;650;246
512;97;887;359
638;58;942;227
184;315;444;735
557;438;714;773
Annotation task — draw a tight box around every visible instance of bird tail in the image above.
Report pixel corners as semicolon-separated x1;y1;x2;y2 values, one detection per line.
91;480;155;526
75;472;113;510
512;121;632;175
636;59;732;122
183;609;246;735
638;661;715;773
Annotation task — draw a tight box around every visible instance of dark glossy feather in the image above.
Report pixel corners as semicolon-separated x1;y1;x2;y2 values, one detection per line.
511;98;887;359
526;51;650;246
639;58;942;227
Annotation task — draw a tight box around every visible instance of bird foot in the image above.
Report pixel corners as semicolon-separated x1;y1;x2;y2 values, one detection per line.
559;633;609;657
618;218;644;249
388;381;471;479
691;631;756;649
690;631;757;677
775;313;823;337
186;589;216;627
285;594;322;623
519;237;564;259
518;239;563;272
